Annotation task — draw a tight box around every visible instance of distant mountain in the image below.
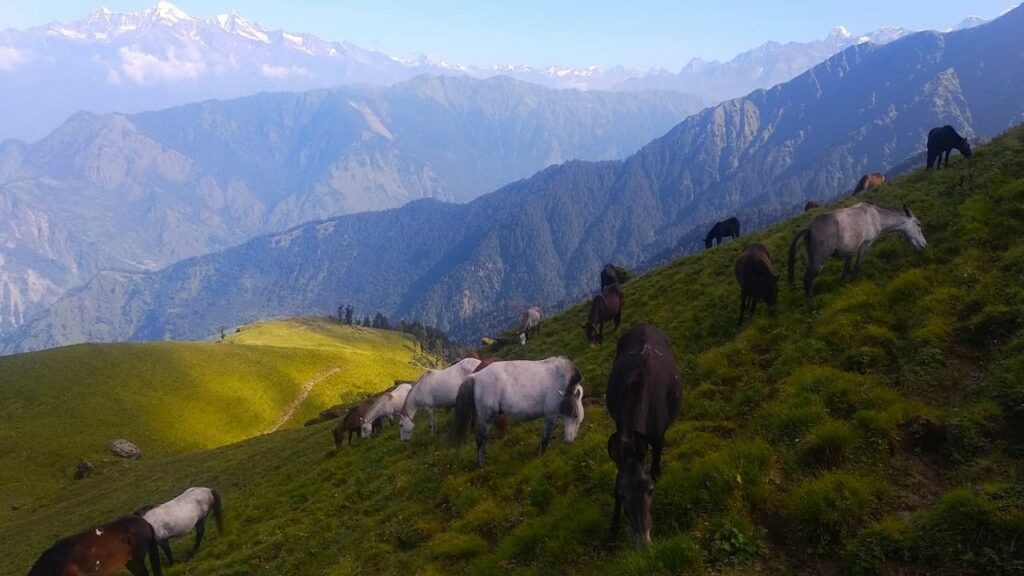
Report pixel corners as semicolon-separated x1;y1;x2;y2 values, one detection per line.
0;1;989;142
612;26;909;102
0;75;701;334
7;5;1024;354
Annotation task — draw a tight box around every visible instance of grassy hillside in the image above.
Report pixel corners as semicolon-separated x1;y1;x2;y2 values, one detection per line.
0;318;430;518
4;129;1024;574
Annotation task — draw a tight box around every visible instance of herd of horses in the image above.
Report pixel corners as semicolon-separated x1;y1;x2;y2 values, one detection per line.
27;125;967;572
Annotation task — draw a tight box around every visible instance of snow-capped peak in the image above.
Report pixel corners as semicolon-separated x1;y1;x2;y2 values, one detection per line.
212;10;270;43
151;1;192;24
826;25;853;42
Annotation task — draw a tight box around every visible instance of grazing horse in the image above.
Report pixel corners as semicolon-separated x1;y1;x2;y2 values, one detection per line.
453;357;584;467
606;324;682;547
518;306;542;345
138;487;223;566
804;200;820;212
399;357;481;440
472;357;509;437
788;202;927;296
29;515;162;576
704;217;741;249
735;243;780;322
581;284;624;345
600;264;620;292
927;125;972;169
333;398;376;447
360;383;413;438
853;172;886;194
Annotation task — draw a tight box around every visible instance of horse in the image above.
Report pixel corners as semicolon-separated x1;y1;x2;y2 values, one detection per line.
137;487;223;565
518;306;542;345
29;515;162;576
788;202;927;296
452;356;584;467
360;383;413;438
853;172;886;194
333;398;377;447
606;324;682;547
927;125;972;169
600;264;620;292
704;217;741;249
399;357;481;440
472;357;509;437
804;200;820;212
581;284;623;345
735;243;780;323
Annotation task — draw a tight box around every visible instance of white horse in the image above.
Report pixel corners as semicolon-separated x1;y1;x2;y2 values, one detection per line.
399;357;481;440
360;383;412;438
788;202;927;296
138;487;223;565
519;306;542;345
452;356;585;466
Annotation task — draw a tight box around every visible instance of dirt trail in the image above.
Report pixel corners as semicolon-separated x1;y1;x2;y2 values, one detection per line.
266;366;341;433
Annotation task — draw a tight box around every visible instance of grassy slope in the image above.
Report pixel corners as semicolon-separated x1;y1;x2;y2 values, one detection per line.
4;130;1024;574
0;318;428;518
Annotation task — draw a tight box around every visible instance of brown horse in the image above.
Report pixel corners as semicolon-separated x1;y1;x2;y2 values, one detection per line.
804;200;820;212
853;173;885;194
600;264;620;292
735;243;780;322
581;284;624;345
29;515;162;576
606;324;683;547
333;398;376;447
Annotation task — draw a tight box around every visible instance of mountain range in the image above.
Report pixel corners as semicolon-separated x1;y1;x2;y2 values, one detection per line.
0;75;701;334
0;1;986;142
6;5;1023;354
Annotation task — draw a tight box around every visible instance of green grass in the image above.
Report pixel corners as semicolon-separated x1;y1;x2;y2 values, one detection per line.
0;318;429;517
4;128;1024;574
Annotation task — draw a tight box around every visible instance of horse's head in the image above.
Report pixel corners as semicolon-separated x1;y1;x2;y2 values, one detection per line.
960;139;973;159
580;322;600;346
901;205;928;251
519;332;527;346
359;416;374;438
398;411;415;441
560;384;585;442
608;433;653;548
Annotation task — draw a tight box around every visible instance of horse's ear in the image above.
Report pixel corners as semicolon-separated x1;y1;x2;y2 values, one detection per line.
573;385;583;400
903;204;912;218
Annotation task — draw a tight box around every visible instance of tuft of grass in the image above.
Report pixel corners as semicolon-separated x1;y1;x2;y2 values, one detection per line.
783;471;889;550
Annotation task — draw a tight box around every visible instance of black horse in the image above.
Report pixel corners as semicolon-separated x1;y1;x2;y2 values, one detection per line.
581;284;623;345
600;264;620;292
926;125;972;169
704;217;741;249
606;324;683;548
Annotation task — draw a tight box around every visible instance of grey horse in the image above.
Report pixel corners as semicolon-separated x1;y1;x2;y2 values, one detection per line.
788;202;927;296
519;306;542;345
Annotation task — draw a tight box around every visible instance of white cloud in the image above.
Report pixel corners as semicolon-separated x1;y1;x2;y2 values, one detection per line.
118;46;206;85
0;46;29;71
260;63;310;79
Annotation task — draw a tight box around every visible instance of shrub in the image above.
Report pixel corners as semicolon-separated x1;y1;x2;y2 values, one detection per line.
609;534;705;576
800;420;858;469
784;472;888;550
911;488;1024;573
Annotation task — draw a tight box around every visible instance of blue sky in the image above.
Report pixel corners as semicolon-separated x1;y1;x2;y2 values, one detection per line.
0;0;1016;68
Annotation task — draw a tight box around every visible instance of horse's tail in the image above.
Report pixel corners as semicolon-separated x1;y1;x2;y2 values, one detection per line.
211;489;225;534
451;377;477;446
147;521;163;576
788;228;809;287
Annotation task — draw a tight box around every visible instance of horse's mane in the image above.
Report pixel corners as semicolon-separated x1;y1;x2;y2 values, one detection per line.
558;363;583;418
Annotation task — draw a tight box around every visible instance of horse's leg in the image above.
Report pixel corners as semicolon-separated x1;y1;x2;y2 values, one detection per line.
606;492;624;546
161;539;175;565
194;516;206;551
348;429;353;445
428;407;436;435
651;439;665;482
751;295;758;315
126;558;149;576
852;241;874;277
944;149;951;168
738;290;747;323
475;419;492;467
840;256;852;280
538;416;555;454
